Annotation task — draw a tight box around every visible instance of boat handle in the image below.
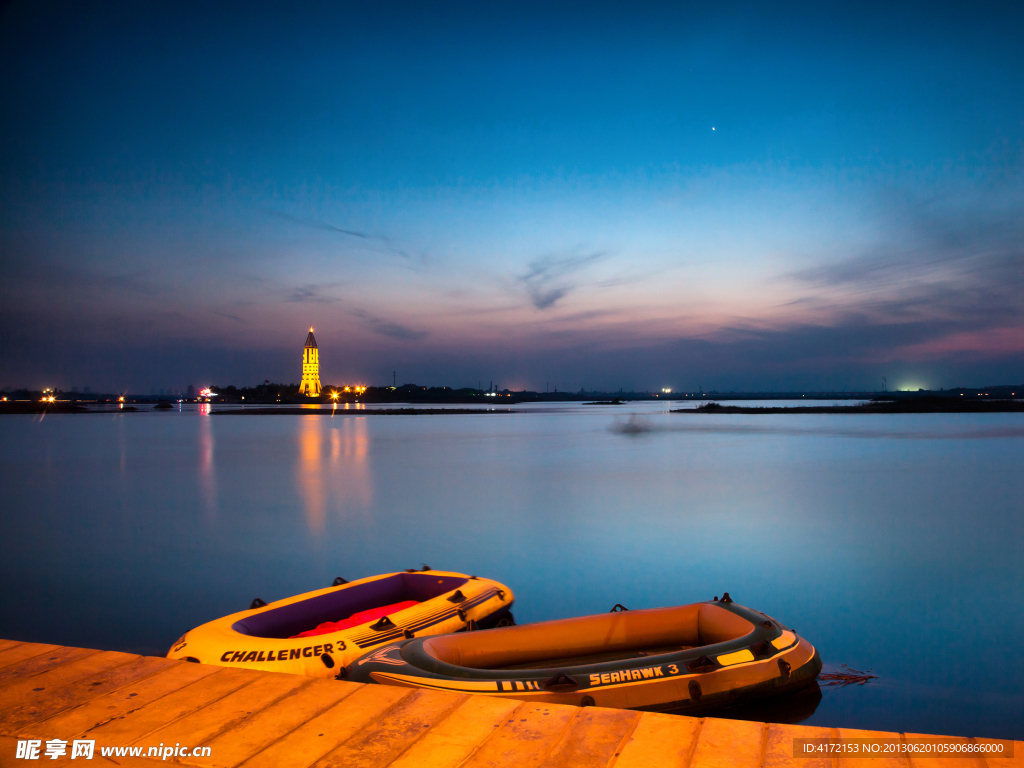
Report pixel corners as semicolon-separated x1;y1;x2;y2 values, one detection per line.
249;598;267;609
750;640;776;659
686;655;719;673
332;577;348;586
609;604;629;612
542;672;579;692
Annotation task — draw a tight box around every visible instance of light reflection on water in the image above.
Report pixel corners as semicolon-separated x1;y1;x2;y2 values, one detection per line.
199;406;217;521
296;416;372;532
0;401;1021;739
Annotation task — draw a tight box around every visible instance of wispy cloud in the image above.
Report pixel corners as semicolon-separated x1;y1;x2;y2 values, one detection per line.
350;309;428;341
210;310;244;323
284;285;342;304
267;210;417;262
774;190;1024;359
518;251;606;310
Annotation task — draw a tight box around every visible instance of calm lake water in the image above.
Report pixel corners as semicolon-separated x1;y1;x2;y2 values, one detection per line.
1;402;1022;739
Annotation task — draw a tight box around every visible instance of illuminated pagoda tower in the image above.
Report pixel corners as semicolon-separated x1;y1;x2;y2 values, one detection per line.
297;327;322;397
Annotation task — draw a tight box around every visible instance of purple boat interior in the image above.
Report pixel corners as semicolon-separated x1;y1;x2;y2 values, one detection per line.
232;573;468;639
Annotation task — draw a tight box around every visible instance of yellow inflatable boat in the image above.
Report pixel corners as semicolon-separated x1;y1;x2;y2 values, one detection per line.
167;570;514;677
347;594;819;714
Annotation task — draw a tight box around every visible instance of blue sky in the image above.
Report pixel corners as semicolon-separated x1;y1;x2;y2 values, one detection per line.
1;2;1022;392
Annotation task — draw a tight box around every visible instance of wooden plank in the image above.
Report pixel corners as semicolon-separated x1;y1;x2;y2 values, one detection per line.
903;732;985;768
0;643;71;674
458;700;579;768
86;667;262;744
187;678;360;768
763;723;833;768
612;712;703;768
0;651;138;721
0;646;101;688
312;689;468;768
543;706;640;768
0;641;1019;768
689;716;765;768
26;660;221;740
237;684;412;768
386;695;523;768
141;671;310;749
3;655;178;734
836;728;908;768
976;738;1022;768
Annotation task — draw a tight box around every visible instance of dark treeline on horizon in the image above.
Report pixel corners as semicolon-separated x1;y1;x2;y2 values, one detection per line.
3;382;1021;405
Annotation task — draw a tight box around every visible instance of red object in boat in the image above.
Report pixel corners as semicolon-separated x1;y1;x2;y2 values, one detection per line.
290;600;419;638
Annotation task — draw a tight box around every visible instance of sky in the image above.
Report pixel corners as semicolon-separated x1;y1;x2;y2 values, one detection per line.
1;1;1023;393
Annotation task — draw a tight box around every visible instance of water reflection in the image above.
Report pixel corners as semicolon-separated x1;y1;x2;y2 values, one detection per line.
297;417;326;532
198;404;218;521
296;416;372;533
329;417;372;514
1;402;1020;739
709;683;824;725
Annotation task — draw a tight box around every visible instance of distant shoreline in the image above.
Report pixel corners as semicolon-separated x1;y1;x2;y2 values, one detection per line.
673;400;1024;415
210;407;516;416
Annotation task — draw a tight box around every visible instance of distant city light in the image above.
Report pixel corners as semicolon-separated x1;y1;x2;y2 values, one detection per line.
662;388;672;393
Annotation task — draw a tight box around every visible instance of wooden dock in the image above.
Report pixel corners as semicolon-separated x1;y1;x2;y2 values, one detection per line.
0;639;1019;767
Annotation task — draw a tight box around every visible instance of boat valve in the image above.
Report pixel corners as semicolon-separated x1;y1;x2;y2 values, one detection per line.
778;659;791;680
403;629;415;639
720;592;733;603
447;590;467;603
335;666;348;680
457;609;467;622
249;598;267;609
759;620;775;630
688;680;702;701
320;653;335;669
332;577;348;586
370;615;396;631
